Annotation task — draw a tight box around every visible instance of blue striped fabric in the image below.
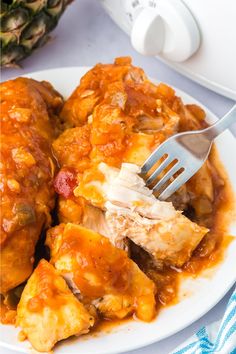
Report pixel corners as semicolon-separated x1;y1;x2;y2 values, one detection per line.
172;286;236;354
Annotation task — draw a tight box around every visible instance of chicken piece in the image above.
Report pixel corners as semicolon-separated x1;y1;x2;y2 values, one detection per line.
0;78;63;294
80;203;130;251
46;223;156;322
81;204;110;236
73;161;175;212
105;164;208;267
52;125;92;171
16;259;94;353
55;57;209;224
186;161;214;217
60;57;146;128
106;206;208;267
168;160;214;217
56;57;184;171
57;197;85;223
122;133;156;166
75;163;208;267
60;57;184;130
172;97;207;132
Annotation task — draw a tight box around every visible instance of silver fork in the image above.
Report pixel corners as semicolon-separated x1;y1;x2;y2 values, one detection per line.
141;105;236;201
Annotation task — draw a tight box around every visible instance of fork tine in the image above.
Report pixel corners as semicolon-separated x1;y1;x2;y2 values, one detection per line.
158;170;191;201
141;142;168;174
146;155;173;186
152;162;181;192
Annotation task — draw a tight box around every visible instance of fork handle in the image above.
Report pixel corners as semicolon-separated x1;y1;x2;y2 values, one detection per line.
203;104;236;140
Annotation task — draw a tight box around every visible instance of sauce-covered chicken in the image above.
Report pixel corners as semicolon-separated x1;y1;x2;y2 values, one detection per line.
46;223;156;322
1;59;231;353
74;162;208;267
0;78;63;294
53;57;215;226
52;58;230;309
17;259;94;352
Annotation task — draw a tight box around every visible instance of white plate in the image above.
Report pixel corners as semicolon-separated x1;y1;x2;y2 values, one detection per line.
1;67;236;354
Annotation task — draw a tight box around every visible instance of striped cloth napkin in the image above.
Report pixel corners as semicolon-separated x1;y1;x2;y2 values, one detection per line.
172;286;236;354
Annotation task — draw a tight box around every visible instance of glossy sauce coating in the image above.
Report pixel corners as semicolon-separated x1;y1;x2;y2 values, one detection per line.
53;57;234;311
1;60;234;337
16;259;94;353
0;78;63;294
46;223;157;322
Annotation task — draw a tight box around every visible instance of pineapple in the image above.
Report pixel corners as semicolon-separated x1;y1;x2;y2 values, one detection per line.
0;0;72;67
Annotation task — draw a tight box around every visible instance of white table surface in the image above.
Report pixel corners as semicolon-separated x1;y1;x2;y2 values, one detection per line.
1;1;235;353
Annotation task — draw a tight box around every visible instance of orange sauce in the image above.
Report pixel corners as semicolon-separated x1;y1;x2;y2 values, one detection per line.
1;60;235;335
85;159;234;335
131;146;235;312
183;146;235;275
0;297;16;325
1;147;234;328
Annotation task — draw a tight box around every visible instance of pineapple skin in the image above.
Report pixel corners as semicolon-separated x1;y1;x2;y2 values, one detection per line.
0;0;71;67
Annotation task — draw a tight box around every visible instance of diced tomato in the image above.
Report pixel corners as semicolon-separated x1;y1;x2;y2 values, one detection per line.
54;169;77;198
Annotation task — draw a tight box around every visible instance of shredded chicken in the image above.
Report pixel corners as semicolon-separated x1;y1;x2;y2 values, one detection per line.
75;162;208;267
